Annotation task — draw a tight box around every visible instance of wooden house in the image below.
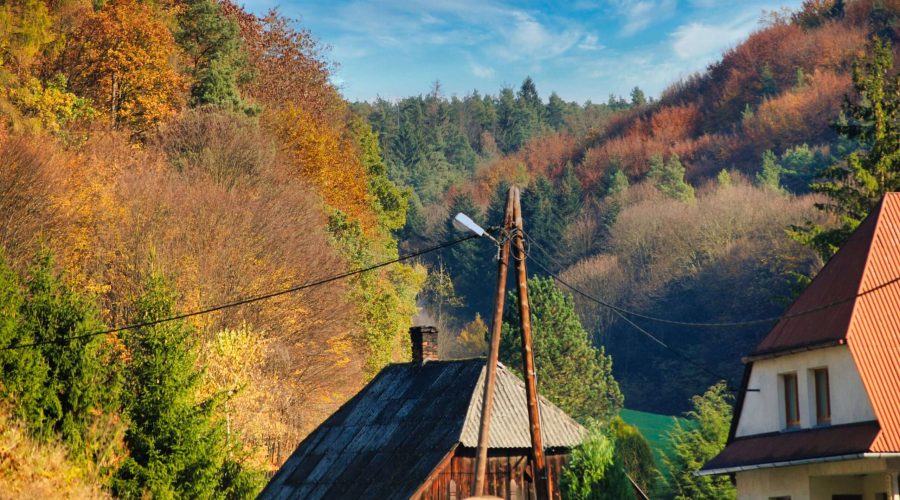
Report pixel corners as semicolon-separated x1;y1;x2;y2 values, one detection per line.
700;193;900;499
259;326;585;499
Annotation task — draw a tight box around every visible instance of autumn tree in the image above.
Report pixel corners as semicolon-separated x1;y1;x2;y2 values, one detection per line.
791;37;899;260
65;0;185;132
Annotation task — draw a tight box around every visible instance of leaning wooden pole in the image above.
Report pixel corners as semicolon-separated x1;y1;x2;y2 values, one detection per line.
472;188;515;497
512;187;552;499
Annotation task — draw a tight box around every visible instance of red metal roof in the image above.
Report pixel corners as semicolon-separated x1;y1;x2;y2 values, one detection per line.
714;194;900;471
846;193;900;452
701;421;881;473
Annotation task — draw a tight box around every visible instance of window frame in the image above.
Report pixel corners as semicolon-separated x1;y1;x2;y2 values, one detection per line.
813;367;831;425
782;372;800;429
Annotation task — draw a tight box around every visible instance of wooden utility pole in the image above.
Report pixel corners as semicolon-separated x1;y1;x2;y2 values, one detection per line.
472;188;514;497
472;186;552;499
512;187;552;500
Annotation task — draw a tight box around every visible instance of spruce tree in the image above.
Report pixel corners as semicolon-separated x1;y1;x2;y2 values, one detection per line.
648;154;695;202
756;150;783;191
791;37;899;260
114;273;226;498
0;250;123;470
176;0;252;112
443;193;492;315
500;277;623;421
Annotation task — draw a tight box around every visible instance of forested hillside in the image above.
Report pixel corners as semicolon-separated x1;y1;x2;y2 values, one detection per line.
0;0;897;497
355;0;899;413
0;0;423;495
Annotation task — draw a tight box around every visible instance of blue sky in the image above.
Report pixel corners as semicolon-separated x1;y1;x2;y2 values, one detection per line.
237;0;803;103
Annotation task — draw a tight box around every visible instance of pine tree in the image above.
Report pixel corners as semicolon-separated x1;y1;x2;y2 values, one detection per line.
648;154;695;202
113;273;227;498
500;277;623;421
790;37;899;260
176;0;253;112
756;150;783;190
664;382;735;500
630;86;647;107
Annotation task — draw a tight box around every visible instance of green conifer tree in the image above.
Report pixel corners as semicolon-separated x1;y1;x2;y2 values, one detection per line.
113;273;227;498
630;86;647;107
664;382;735;500
716;169;733;187
648;154;695;202
500;277;623;421
790;37;899;260
756;150;783;190
176;0;253;112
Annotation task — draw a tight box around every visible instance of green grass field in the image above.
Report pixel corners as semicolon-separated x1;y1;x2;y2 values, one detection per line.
620;408;688;479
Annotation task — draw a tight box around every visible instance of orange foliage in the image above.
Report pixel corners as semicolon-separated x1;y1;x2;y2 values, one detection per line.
222;1;337;119
64;0;185;133
268;106;374;227
649;103;700;144
743;70;850;153
519;132;578;179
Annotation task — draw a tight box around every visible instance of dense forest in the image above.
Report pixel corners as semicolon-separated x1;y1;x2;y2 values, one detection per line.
0;0;424;495
354;0;900;413
0;0;897;497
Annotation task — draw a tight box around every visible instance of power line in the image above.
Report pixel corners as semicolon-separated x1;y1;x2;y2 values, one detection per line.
527;255;737;389
1;234;480;351
524;232;900;329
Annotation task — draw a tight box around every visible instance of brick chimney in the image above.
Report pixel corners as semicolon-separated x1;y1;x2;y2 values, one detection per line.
410;326;439;364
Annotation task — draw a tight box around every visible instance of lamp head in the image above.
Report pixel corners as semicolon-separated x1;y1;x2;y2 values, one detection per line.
453;212;498;243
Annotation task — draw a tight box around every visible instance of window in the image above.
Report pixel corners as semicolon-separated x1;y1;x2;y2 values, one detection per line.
814;368;831;425
783;373;799;428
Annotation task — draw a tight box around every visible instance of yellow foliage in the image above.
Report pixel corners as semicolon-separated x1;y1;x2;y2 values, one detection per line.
269;105;375;228
0;0;55;75
454;313;488;358
0;405;109;499
7;75;95;133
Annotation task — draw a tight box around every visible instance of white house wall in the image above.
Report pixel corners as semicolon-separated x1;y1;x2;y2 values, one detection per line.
735;458;899;500
735;345;876;437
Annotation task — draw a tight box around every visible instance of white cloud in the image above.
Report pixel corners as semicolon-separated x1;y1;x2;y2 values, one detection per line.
614;0;677;36
578;33;603;51
490;11;581;62
670;12;759;60
470;62;495;79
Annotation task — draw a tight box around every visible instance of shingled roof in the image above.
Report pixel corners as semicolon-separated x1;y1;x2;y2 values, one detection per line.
259;359;585;500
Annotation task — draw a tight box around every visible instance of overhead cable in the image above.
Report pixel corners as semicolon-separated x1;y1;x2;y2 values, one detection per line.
523;232;900;329
0;234;479;351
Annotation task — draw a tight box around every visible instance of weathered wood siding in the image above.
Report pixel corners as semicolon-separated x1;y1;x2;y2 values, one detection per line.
416;448;569;500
